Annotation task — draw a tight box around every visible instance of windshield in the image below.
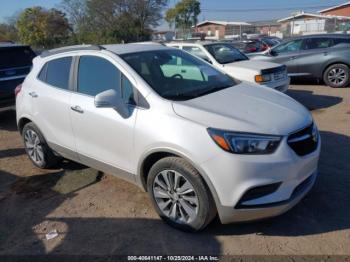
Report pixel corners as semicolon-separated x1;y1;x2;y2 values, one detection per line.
262;38;279;47
204;43;248;64
120;49;236;101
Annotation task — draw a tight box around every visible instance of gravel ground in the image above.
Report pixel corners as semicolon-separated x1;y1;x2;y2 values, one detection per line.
0;84;349;256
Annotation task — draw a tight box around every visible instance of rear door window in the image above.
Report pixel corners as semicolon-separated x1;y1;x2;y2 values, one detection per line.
45;57;72;90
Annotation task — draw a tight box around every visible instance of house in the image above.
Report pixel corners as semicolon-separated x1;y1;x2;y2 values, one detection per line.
195;20;252;39
249;21;282;37
278;11;350;36
319;2;350;17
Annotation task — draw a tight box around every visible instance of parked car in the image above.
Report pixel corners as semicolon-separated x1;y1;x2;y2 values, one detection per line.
232;37;281;54
167;42;290;93
0;43;36;110
250;34;350;88
16;44;320;231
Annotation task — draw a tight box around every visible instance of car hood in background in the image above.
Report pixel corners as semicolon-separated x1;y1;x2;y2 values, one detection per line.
223;60;281;72
172;82;312;135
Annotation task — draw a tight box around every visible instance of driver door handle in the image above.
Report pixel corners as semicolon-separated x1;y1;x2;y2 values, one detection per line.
71;105;84;114
289;56;297;60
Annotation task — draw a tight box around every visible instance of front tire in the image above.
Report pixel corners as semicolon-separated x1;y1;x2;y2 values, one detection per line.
147;157;216;232
22;122;60;168
323;64;350;88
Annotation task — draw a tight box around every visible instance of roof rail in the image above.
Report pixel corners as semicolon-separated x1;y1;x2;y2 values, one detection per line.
40;44;105;58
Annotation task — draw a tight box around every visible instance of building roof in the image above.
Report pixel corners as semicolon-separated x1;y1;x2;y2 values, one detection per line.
318;2;350;13
196;20;251;27
278;12;350;22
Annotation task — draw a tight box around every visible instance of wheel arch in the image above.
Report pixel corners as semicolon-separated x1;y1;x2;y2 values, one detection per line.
18;117;33;134
322;61;350;80
137;148;221;209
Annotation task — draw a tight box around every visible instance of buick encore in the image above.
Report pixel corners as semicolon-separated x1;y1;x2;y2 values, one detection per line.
16;44;320;231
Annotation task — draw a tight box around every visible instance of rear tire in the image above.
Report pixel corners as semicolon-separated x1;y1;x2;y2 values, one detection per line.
22;122;60;168
147;157;216;232
323;64;350;88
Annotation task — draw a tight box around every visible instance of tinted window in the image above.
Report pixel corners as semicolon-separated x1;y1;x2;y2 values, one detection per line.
46;57;72;90
0;46;35;69
273;39;303;54
333;38;350;45
205;43;248;64
121;49;236;101
303;38;331;50
121;74;136;105
38;63;47;82
78;56;120;96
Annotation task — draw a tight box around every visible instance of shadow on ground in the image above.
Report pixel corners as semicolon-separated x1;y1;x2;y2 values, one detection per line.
287;89;343;111
1;130;349;255
0;110;17;132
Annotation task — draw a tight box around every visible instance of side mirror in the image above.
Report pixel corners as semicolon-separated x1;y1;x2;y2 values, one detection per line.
95;89;130;118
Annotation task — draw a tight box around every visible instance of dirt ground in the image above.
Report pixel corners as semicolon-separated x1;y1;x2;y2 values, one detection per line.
0;83;349;256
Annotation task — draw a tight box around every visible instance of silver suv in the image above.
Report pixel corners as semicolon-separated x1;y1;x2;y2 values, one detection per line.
16;44;320;231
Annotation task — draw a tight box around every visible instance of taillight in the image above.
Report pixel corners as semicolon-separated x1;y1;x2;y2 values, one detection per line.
15;84;22;97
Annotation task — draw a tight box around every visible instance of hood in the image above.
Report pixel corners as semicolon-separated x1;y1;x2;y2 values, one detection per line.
223;60;281;72
172;82;312;135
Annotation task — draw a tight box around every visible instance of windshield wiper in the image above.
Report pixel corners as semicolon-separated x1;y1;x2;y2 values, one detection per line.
164;94;196;101
186;85;231;98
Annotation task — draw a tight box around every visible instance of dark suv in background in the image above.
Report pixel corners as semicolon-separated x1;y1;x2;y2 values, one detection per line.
250;34;350;88
0;43;36;110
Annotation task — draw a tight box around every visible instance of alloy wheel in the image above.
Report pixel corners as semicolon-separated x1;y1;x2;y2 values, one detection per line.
328;68;347;86
152;169;199;224
24;129;45;166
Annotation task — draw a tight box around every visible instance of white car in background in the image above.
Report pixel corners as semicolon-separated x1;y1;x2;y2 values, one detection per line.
167;42;290;93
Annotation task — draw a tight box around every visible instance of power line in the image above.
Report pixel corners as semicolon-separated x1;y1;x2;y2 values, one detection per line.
201;5;334;13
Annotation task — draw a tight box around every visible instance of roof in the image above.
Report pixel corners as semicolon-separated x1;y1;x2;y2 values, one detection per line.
196;20;251;27
285;33;350;40
249;20;280;26
39;43;170;58
278;12;350;22
103;43;170;54
318;2;350;13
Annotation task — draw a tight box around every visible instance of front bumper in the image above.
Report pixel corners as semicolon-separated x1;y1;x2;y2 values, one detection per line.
200;135;320;224
217;171;317;223
262;77;290;93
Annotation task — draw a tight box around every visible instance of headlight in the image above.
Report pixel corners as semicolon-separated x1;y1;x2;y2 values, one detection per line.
255;74;271;83
208;128;281;154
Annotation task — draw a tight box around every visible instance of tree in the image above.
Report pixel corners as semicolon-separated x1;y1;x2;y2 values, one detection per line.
16;7;71;49
60;0;167;44
60;0;89;43
0;23;18;42
165;0;200;38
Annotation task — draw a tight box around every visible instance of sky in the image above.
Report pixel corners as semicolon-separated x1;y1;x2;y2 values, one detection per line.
0;0;347;29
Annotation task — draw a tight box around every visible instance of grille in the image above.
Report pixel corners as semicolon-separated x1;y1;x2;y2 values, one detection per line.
288;123;318;156
261;65;286;75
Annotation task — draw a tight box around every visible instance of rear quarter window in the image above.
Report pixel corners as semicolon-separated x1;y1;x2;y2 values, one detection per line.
41;57;72;90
